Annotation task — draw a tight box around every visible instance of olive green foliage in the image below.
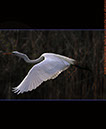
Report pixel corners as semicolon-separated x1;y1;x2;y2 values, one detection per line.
0;30;104;99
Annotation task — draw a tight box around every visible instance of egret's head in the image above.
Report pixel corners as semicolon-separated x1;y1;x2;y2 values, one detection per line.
12;51;26;58
12;51;29;62
12;51;20;55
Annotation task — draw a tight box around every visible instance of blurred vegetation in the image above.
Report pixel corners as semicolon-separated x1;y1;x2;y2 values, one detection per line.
0;30;104;99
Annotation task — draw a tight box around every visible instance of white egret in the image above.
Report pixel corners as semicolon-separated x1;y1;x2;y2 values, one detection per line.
12;51;91;94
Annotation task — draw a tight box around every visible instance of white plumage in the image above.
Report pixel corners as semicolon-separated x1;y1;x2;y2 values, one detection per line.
12;52;75;94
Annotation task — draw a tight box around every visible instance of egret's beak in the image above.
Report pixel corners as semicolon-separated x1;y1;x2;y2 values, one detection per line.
2;52;12;55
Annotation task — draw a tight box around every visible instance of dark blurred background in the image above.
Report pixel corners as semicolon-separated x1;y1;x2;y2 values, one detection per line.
0;30;104;99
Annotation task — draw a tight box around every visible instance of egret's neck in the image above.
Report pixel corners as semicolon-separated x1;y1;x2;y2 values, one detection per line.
25;57;44;64
19;54;44;64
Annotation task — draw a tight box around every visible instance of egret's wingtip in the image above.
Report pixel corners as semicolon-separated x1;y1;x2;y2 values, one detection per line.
12;87;20;95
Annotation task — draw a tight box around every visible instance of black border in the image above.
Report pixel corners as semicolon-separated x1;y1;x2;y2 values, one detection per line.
0;1;104;29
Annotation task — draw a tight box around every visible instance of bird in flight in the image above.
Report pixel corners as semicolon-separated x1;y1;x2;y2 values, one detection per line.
12;51;90;94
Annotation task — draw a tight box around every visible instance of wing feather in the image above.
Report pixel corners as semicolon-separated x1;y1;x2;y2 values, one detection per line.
13;56;70;94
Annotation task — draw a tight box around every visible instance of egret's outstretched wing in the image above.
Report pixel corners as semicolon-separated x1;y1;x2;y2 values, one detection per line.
13;56;70;94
